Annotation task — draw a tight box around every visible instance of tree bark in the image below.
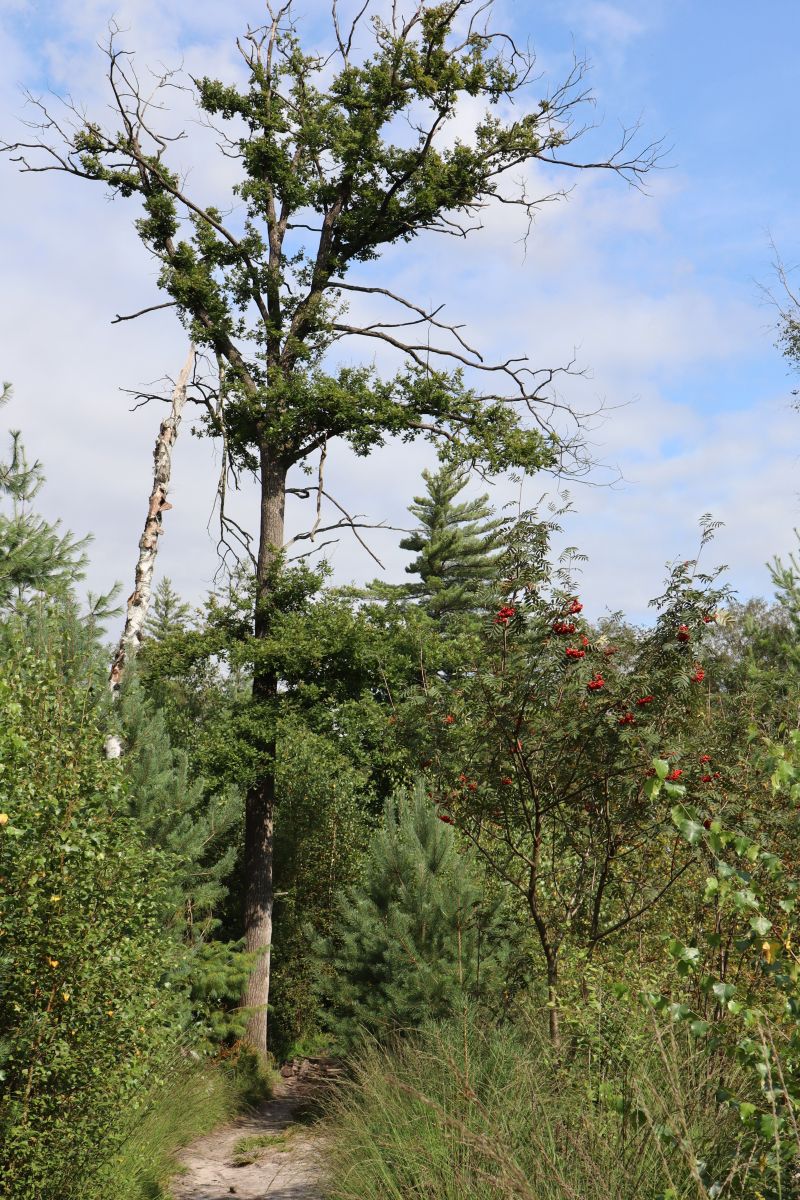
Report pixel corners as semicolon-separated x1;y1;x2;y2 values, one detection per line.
546;957;560;1051
109;345;195;690
243;445;287;1056
243;772;275;1056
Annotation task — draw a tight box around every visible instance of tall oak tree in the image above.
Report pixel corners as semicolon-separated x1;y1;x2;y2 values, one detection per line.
4;0;657;1053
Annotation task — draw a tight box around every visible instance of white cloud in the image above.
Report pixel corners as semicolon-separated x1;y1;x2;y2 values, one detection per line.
0;0;794;628
570;2;648;47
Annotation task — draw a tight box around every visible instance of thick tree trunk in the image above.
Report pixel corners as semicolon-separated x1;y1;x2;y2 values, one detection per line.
243;773;275;1056
243;446;287;1057
109;346;195;690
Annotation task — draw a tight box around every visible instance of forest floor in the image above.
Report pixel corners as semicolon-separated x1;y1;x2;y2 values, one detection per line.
169;1058;341;1200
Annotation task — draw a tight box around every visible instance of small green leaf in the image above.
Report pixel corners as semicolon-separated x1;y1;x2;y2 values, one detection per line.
664;781;686;800
759;1112;782;1138
671;804;704;845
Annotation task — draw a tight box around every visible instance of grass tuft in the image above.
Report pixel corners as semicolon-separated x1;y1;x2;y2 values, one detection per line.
92;1047;277;1200
231;1127;299;1166
322;1008;744;1200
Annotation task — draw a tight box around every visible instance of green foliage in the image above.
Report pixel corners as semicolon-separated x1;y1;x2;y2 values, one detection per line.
315;782;512;1045
369;459;504;620
117;669;239;929
0;632;181;1198
323;1009;739;1200
0;396;89;608
639;735;800;1198
269;717;374;1057
116;625;251;1049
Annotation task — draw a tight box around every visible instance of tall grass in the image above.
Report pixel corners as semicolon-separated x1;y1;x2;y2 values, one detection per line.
323;1009;748;1200
87;1050;275;1200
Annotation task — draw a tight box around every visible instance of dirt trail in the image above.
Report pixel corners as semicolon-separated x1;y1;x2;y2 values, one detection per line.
169;1059;340;1200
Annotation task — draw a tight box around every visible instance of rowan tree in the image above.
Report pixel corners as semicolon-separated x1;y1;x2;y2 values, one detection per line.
402;513;731;1045
3;0;658;1054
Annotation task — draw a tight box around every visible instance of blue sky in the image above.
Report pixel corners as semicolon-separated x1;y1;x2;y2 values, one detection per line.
1;0;799;623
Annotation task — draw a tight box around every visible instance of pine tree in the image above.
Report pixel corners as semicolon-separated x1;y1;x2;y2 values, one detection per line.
373;462;503;620
0;388;89;607
316;781;508;1045
144;575;193;642
117;671;238;929
115;669;250;1046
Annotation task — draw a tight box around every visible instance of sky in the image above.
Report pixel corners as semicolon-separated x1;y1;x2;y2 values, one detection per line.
1;0;799;625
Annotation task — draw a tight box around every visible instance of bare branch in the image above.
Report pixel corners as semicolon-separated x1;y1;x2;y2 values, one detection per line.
331;281;480;358
332;0;371;65
284;478;411;570
112;300;178;324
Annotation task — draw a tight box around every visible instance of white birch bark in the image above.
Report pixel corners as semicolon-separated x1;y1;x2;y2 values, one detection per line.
109;345;195;690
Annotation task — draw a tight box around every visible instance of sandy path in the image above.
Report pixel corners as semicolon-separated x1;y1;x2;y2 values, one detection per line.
169;1060;339;1200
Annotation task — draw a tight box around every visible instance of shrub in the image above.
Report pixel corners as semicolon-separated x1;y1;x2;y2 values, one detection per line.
638;742;800;1197
0;642;182;1197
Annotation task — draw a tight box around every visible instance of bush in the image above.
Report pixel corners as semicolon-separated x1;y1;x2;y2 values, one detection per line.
0;640;182;1197
638;743;800;1197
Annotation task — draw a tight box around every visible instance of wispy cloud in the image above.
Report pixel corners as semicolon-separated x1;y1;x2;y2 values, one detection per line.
0;0;795;622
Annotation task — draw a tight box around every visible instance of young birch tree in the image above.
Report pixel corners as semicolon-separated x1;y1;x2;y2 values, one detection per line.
3;0;658;1055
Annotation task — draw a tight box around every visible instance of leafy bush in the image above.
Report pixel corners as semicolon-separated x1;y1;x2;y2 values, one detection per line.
639;741;800;1198
0;638;182;1197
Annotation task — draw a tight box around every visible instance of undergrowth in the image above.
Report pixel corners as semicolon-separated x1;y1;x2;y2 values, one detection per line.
322;1008;750;1200
95;1049;275;1200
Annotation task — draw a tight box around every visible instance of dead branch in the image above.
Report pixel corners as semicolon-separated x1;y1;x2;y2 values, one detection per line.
109;344;195;690
112;300;178;324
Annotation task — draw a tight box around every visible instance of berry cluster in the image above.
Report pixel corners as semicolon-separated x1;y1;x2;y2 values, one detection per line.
494;605;516;625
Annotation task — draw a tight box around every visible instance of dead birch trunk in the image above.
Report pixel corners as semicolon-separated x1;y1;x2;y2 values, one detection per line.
109;345;195;691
